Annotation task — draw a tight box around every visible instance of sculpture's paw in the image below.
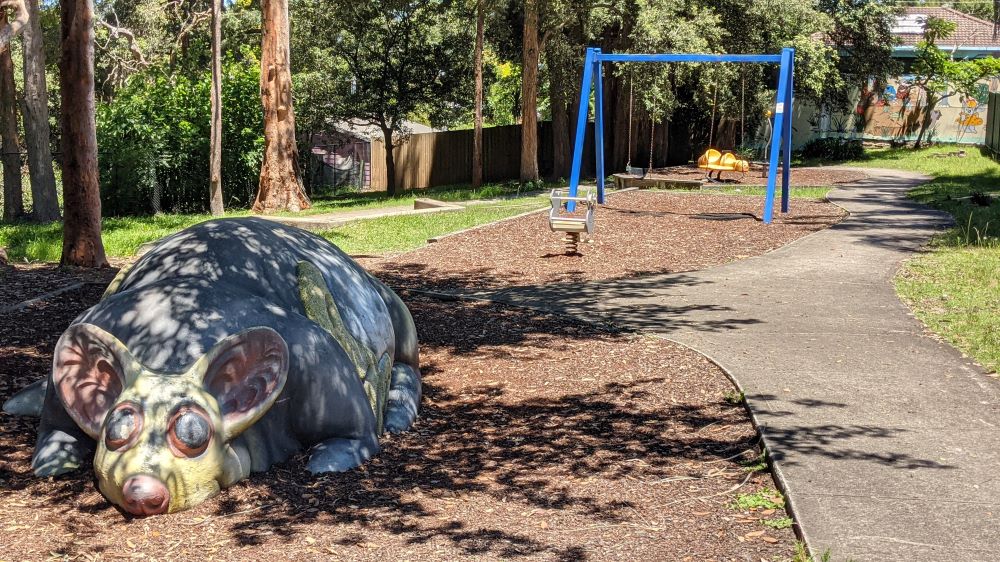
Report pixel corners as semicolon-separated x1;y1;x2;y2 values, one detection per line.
31;430;91;477
2;378;47;417
307;436;379;473
384;363;421;434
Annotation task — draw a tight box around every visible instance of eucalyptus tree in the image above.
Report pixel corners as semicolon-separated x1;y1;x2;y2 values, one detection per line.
294;0;472;194
254;0;310;213
910;17;1000;147
61;0;108;267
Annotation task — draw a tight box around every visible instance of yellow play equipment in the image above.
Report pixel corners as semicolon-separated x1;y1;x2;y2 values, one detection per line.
697;148;750;180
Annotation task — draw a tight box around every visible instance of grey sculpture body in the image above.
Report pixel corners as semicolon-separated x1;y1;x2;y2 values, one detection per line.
13;218;421;515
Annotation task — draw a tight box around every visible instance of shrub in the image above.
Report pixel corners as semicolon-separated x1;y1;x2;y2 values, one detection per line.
98;52;264;216
799;137;864;161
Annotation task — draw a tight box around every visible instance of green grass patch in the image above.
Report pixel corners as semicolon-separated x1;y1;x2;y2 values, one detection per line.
894;245;1000;372
319;198;545;255
651;185;831;199
713;185;831;199
763;516;793;530
842;146;1000;373
0;213;247;262
732;488;785;511
292;180;560;217
793;542;834;562
722;389;745;405
848;146;1000;247
0;193;545;262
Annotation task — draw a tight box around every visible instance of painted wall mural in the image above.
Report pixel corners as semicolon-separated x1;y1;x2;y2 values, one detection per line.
793;77;995;146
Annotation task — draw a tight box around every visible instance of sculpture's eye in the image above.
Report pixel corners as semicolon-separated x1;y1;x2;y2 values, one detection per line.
167;405;212;458
105;403;142;451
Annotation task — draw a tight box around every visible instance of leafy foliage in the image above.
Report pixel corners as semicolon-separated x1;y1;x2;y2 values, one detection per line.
97;53;263;215
909;18;1000;147
292;0;472;138
799;137;864;161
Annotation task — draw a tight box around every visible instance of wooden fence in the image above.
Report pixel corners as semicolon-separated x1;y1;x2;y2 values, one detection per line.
369;122;595;191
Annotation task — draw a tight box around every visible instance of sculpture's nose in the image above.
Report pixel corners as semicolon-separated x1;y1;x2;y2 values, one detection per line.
121;475;170;516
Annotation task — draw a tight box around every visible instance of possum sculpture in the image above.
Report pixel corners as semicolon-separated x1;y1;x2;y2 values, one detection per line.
3;218;421;516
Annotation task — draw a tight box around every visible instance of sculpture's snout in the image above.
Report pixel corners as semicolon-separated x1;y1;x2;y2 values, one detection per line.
122;475;170;516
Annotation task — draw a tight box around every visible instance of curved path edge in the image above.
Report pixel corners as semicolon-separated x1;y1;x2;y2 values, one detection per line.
442;168;999;561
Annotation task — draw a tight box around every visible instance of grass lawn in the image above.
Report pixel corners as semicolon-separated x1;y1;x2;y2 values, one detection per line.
847;146;1000;373
285;181;556;216
705;185;832;199
321;198;545;255
0;196;545;262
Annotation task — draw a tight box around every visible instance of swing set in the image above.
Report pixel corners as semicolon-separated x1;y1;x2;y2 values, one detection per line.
551;47;795;228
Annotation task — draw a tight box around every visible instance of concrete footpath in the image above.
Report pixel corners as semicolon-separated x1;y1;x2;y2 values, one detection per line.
488;169;1000;560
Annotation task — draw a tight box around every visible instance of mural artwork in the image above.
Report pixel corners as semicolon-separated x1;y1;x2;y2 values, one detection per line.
802;77;993;145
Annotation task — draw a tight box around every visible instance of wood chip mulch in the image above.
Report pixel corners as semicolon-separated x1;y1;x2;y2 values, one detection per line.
641;165;867;187
0;263;117;309
0;269;797;560
371;191;846;291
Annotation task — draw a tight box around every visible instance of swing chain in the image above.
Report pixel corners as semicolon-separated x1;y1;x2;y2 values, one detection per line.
626;69;634;170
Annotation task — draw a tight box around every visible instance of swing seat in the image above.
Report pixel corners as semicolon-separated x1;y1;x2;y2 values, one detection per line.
549;189;596;236
697;149;750;173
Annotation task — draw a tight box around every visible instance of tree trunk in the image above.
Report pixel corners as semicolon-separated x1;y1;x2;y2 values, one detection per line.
472;0;484;188
0;13;24;223
519;0;539;183
59;0;106;267
913;93;939;149
208;0;224;215
381;127;397;195
253;0;310;213
548;53;570;181
20;0;59;221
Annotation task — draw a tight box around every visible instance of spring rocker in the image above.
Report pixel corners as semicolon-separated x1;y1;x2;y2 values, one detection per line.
697;148;750;181
548;188;596;254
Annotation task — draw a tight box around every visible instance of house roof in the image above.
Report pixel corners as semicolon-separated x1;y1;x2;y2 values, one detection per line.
328;120;440;141
893;7;999;47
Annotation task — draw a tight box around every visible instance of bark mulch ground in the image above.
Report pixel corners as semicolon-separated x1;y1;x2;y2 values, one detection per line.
640;165;867;187
371;191;846;291
0;189;844;559
0;263;116;309
0;269;798;560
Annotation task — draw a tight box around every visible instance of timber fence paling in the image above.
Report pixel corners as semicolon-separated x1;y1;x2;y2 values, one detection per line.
369;122;596;192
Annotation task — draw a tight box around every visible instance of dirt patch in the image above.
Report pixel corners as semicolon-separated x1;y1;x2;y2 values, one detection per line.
370;191;846;291
0;275;795;560
637;165;867;186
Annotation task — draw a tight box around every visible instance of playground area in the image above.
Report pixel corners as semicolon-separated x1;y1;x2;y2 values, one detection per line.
0;172;846;558
372;187;848;290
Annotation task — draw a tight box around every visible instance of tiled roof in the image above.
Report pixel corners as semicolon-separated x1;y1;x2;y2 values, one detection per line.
894;7;999;47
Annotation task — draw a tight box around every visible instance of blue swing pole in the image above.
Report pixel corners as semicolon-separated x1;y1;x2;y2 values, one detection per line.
568;48;597;211
594;54;606;203
780;51;794;214
763;47;794;224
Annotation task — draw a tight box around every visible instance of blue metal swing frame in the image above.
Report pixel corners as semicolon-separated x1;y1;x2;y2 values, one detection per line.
567;48;795;223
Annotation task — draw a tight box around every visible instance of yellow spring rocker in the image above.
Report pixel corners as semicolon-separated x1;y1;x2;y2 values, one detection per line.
697;148;750;181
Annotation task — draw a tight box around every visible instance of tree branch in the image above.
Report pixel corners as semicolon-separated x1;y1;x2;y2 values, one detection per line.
98;18;149;67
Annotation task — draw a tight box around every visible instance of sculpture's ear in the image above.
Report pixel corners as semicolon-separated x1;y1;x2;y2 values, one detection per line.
52;324;133;439
200;328;289;441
